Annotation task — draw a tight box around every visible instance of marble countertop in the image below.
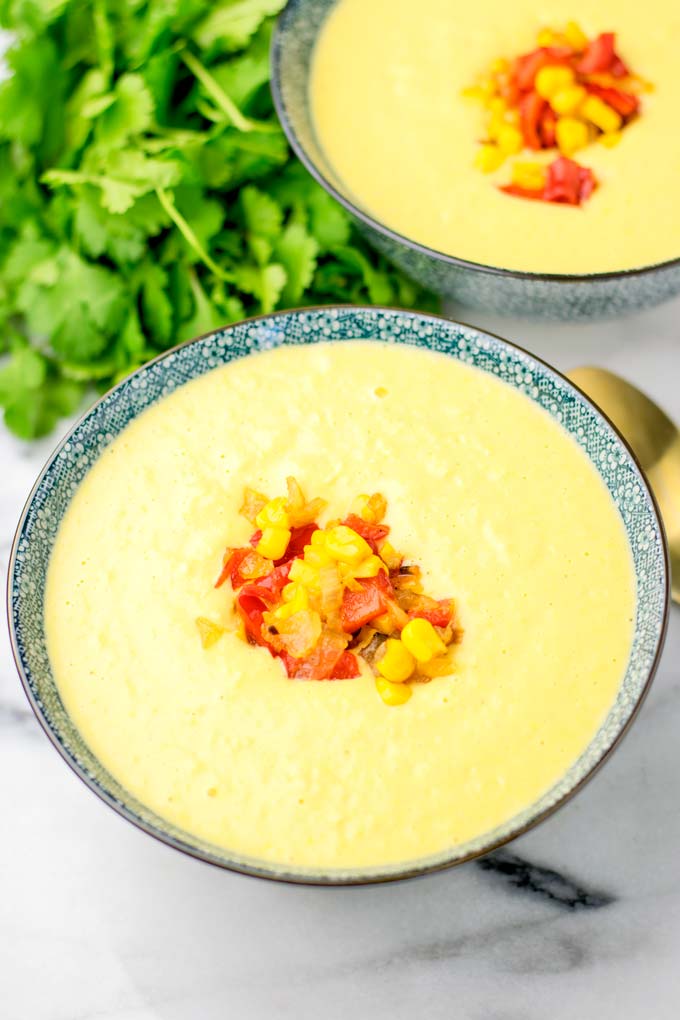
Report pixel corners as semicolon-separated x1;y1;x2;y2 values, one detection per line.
2;299;679;1020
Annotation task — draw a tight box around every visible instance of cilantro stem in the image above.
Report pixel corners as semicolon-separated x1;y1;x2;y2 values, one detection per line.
155;188;233;282
180;49;254;133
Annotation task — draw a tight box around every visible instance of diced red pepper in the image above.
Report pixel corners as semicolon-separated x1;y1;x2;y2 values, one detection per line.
236;589;269;646
342;513;390;554
250;561;293;601
585;83;639;118
539;105;557;148
544;156;596;205
513;46;573;91
330;651;361;680
519;91;548;150
215;547;251;589
249;529;262;548
610;56;629;79
577;32;618;75
340;574;391;632
499;183;545;201
285;633;349;680
281;523;319;562
408;599;455;629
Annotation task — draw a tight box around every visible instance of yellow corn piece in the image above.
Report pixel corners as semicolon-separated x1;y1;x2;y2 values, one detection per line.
256;526;290;561
195;617;225;649
324;525;372;565
582;95;622;133
255;496;290;530
304;545;334;569
535;65;575;100
401;618;447;663
474;144;504;173
599;130;622;148
496;124;523;156
551;84;586;116
272;584;309;621
555;116;589;156
375;676;413;706
377;638;416;683
490;57;509;75
564;20;588;50
511;161;547;191
354;555;387;579
537;28;558;47
282;581;308;603
487;96;507;116
288;557;320;587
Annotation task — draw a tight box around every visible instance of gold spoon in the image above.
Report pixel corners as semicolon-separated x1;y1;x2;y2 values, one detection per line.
568;366;679;604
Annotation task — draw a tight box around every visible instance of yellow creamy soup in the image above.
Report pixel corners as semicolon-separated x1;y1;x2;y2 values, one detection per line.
46;342;634;869
311;0;680;274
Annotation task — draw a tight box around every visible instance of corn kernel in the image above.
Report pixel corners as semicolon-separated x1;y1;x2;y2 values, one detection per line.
564;20;588;50
288;557;319;586
582;95;622;133
282;581;307;603
555;116;590;156
474;144;504;173
537;28;557;47
195;617;225;649
377;638;416;683
324;525;372;565
487;96;507;116
496;124;523;155
511;161;547;191
461;85;487;101
478;76;497;98
401;618;447;663
256;526;290;561
375;676;412;706
310;529;327;547
535;66;574;100
599;130;622;148
550;84;586;115
490;57;509;75
255;496;290;530
354;555;387;579
304;545;334;569
273;584;309;620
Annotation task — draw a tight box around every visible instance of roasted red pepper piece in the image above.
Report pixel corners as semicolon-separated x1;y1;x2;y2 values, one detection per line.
249;529;262;548
576;32;626;76
499;183;545;200
519;91;547;150
236;589;270;645
585;83;639;118
282;523;319;562
543;156;596;205
513;46;572;91
330;651;361;679
342;513;390;554
250;561;293;601
340;574;391;632
539;105;557;148
409;599;455;628
215;547;251;589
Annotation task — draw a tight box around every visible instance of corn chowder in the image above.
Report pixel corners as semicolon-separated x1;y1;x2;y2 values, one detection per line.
45;342;635;869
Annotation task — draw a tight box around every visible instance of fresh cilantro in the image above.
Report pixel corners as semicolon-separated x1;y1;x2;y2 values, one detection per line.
0;0;438;439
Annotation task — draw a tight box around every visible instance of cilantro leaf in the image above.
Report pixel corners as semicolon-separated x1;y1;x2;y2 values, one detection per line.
192;0;286;52
234;262;286;314
274;223;319;306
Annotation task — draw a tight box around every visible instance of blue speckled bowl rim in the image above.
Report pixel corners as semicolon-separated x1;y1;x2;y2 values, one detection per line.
7;306;670;886
270;0;680;285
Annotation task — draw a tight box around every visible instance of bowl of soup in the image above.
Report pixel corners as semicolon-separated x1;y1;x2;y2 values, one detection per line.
8;307;669;883
271;0;680;318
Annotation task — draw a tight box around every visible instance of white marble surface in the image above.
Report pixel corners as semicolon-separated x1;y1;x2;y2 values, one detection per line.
2;298;679;1020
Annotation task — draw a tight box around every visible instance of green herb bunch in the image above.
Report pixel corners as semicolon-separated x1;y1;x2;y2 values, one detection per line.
0;0;437;439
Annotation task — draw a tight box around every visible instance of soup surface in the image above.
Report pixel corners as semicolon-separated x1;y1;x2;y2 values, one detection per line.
46;341;635;869
311;0;680;274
